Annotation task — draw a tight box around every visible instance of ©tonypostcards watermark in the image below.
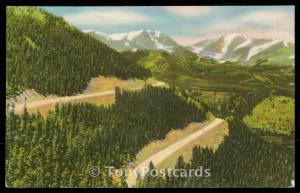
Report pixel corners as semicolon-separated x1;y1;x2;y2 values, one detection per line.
88;165;211;178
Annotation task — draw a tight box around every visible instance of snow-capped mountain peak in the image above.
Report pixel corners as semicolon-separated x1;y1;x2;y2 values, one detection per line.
110;33;127;41
82;29;107;36
234;38;252;51
84;29;178;52
83;29;294;66
245;40;286;61
83;29;112;41
190;33;294;65
110;29;162;41
221;33;248;54
146;30;161;38
127;29;145;40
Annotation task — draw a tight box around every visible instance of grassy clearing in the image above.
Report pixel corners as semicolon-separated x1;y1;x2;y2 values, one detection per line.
243;96;294;136
83;76;146;93
187;90;231;111
84;76;168;93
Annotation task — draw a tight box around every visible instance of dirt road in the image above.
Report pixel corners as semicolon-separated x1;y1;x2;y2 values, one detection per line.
13;82;166;112
126;118;224;187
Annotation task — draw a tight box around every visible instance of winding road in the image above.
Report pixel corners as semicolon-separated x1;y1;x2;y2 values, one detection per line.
12;82;166;113
10;82;224;188
126;118;224;188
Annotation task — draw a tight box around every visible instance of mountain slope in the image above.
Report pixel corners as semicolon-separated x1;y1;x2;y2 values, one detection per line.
83;29;180;52
190;33;294;66
122;49;294;96
121;49;204;83
6;86;208;187
6;7;150;96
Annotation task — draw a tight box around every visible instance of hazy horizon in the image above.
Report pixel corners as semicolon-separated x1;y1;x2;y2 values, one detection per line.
43;6;295;45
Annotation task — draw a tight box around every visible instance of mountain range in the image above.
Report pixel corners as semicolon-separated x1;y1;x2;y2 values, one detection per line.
83;29;179;53
188;33;294;65
84;30;294;66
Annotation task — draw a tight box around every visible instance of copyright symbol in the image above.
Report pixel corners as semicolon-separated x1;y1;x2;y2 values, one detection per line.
89;166;100;177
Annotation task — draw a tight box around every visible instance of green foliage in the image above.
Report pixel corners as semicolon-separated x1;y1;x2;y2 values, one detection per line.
12;6;46;23
6;86;207;187
121;50;198;81
244;44;295;66
243;96;294;136
137;92;294;188
6;6;150;97
5;6;294;188
122;50;294;96
138;121;294;187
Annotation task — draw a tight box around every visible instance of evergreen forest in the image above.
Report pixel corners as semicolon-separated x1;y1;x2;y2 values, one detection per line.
6;6;150;96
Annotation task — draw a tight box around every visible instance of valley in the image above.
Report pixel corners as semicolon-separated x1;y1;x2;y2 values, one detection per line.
5;6;295;188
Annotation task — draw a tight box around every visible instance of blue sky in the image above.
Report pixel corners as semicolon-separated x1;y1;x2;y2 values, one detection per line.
43;6;294;45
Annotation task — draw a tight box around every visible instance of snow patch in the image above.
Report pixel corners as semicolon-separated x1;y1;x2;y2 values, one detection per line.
146;30;161;38
82;29;107;36
95;31;107;36
85;29;176;52
245;40;282;61
191;46;205;54
157;43;172;52
125;41;130;46
234;38;252;51
82;29;95;33
127;30;144;41
222;33;247;54
110;33;127;41
212;53;225;60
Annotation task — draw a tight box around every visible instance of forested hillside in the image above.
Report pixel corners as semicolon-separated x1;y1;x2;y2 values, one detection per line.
6;86;207;187
6;6;150;97
122;50;294;96
137;91;294;188
138;121;294;187
5;6;294;188
121;49;294;187
122;49;200;76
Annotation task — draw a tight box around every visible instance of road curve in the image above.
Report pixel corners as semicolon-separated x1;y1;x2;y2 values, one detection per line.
13;82;166;112
126;118;224;188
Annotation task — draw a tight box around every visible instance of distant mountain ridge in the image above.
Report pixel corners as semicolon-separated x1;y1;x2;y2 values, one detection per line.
83;29;180;52
188;33;294;66
85;29;294;66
